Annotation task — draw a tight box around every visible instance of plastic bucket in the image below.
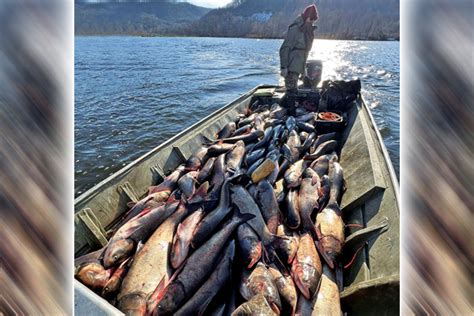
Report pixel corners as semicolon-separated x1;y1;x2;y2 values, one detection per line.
303;60;323;90
306;60;323;82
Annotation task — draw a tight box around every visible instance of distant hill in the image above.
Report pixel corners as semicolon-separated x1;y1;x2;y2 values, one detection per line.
184;0;399;40
75;1;210;35
75;0;399;40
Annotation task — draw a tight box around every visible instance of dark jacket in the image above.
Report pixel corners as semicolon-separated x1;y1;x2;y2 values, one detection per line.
279;16;315;74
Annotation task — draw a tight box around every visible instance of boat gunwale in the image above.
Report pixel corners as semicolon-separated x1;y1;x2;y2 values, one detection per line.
359;95;400;210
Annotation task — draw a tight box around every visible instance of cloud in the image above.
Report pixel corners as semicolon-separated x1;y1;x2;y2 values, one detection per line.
180;0;233;9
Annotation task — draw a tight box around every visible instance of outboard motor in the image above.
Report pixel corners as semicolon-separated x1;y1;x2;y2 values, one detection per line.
303;60;323;90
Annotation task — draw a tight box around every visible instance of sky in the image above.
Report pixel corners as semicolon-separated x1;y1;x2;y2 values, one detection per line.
179;0;233;8
79;0;235;8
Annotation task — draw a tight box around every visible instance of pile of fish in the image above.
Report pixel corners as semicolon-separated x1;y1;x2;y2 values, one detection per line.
75;100;358;316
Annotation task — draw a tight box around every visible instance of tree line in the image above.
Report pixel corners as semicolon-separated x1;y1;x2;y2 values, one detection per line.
75;0;399;40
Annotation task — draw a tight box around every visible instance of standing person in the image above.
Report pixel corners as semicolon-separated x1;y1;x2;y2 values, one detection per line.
279;4;318;115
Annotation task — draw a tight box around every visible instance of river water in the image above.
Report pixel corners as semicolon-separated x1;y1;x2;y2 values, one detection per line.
75;37;399;197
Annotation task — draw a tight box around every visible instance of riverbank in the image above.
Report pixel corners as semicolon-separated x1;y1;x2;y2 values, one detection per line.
75;33;400;41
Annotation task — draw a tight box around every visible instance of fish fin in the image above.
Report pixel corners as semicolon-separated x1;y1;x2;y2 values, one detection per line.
136;241;144;254
200;197;219;210
170;226;186;269
183;166;199;172
148;184;172;195
147;186;157;196
230;171;251;186
227;167;237;175
197;296;215;316
187;181;209;204
156;257;186;300
314;223;323;241
201;134;216;145
175;222;185;239
166;191;179;203
232;204;256;224
261;245;270;265
282;153;293;163
146;275;169;315
168;259;186;282
270;303;281;315
105;228;115;240
136;207;153;218
272;234;292;244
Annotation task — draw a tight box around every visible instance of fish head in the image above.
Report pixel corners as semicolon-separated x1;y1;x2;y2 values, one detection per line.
328;151;339;162
291;257;318;300
118;293;146;316
286;237;299;264
154;283;185;316
101;276;120;297
75;262;109;290
302;167;316;179
239;275;252;301
103;238;134;269
248;241;262;269
320;175;330;187
318;236;342;269
240;238;261;269
248;264;281;313
273;235;298;264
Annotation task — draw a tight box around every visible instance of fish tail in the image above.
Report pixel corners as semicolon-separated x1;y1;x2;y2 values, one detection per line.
186;181;209;204
201;134;216;145
232;205;256;225
229;171;251;186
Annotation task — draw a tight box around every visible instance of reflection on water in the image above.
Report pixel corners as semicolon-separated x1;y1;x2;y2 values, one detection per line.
75;37;399;196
